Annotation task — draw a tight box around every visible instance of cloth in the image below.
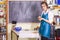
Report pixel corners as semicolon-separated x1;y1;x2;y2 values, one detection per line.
39;12;51;38
49;25;55;40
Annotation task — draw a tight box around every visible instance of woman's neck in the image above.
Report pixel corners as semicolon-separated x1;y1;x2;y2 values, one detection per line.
44;9;48;13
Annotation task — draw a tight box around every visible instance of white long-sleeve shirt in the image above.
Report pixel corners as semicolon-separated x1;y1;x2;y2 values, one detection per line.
41;9;54;23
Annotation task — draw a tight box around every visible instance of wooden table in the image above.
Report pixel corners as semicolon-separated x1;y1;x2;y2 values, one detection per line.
11;30;40;40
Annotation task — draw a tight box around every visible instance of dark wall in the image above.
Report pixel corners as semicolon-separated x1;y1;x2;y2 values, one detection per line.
9;1;42;23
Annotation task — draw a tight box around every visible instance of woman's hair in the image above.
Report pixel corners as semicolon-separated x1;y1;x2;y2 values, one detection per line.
41;1;48;8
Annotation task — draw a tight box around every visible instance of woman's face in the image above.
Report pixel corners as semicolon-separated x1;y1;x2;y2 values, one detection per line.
41;3;48;11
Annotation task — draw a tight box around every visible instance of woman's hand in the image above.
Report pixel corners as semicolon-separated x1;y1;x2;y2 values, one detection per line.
38;16;53;24
38;16;43;21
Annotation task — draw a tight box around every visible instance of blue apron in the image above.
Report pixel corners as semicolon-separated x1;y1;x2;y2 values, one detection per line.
39;13;51;38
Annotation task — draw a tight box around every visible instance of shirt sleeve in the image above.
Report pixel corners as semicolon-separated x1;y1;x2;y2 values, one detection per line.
48;11;54;23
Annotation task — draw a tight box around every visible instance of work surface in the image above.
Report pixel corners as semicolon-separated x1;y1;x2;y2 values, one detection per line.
12;30;40;38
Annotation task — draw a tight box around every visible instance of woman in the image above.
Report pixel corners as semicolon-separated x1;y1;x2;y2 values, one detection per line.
38;2;54;40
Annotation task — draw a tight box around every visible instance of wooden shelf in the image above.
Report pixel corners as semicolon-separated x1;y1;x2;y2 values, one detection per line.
0;33;3;34
53;6;60;9
0;32;6;34
54;15;60;18
0;15;4;18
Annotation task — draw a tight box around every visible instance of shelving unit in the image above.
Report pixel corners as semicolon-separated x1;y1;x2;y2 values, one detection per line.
54;15;60;26
0;0;8;40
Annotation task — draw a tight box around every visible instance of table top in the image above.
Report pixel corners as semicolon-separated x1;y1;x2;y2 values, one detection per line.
55;25;60;29
12;30;40;38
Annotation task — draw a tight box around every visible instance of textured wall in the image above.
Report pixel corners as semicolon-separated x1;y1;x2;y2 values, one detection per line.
9;1;42;23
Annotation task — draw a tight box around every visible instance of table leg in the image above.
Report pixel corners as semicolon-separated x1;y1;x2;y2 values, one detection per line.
11;30;19;40
11;31;12;40
17;35;19;40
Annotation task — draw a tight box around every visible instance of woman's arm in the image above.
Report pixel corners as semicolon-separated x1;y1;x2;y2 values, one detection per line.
38;16;53;24
38;11;54;24
43;18;52;24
